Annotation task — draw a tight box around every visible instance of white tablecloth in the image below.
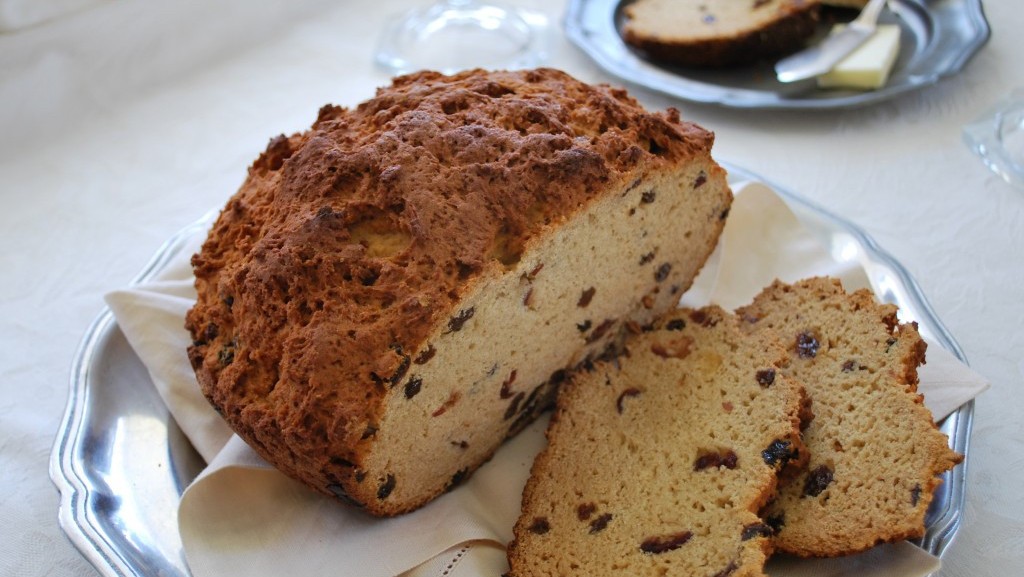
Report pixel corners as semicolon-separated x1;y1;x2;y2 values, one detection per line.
1;1;1021;576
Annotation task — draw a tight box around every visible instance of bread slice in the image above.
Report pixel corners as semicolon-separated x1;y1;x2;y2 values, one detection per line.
621;0;821;68
185;68;732;516
736;277;963;557
507;306;807;576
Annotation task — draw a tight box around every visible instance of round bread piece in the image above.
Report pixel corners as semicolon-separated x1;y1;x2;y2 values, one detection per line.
185;68;732;516
736;277;963;557
621;0;821;68
507;306;808;577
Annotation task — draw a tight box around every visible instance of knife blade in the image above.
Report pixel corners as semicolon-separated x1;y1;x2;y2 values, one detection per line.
775;0;887;83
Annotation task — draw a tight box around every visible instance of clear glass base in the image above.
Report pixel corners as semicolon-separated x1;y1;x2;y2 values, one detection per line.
375;0;549;75
963;89;1024;190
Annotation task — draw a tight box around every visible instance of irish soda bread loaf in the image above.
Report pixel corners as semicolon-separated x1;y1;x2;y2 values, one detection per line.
185;68;732;516
621;0;821;68
507;306;807;577
736;278;962;556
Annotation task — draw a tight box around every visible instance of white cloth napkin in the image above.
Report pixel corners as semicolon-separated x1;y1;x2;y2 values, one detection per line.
105;181;989;577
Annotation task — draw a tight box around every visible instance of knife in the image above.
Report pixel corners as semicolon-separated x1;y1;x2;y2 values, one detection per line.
775;0;888;83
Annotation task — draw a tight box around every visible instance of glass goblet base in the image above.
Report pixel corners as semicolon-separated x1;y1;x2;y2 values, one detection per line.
964;89;1024;190
375;0;548;75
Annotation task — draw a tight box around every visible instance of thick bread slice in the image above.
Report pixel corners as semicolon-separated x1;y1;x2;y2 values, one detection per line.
736;277;963;557
507;306;807;577
621;0;821;68
185;68;732;516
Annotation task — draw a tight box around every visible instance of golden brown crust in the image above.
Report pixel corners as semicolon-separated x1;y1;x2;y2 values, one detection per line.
185;68;729;514
622;0;821;68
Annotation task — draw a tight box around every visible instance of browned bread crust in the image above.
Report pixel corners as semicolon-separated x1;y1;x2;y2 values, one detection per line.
508;306;807;576
737;277;963;557
621;0;821;68
185;68;732;516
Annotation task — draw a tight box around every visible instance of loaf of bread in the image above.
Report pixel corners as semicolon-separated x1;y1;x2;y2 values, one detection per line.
185;68;732;516
507;306;807;577
621;0;821;68
736;278;962;557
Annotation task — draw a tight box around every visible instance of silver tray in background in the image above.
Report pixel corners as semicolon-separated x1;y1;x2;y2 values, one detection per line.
50;164;974;577
565;0;990;109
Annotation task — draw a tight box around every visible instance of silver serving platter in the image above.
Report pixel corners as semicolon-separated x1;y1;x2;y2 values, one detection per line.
564;0;990;109
50;164;974;577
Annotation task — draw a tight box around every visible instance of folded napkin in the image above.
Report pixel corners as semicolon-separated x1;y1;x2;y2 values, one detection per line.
105;181;989;577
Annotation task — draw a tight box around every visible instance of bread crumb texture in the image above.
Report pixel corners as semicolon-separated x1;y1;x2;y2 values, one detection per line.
508;306;806;577
185;68;731;515
737;277;962;557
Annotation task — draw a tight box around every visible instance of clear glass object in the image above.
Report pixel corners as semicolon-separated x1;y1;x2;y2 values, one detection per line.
963;89;1024;190
375;0;549;75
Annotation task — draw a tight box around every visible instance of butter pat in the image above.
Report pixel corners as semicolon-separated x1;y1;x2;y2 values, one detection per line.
817;24;901;90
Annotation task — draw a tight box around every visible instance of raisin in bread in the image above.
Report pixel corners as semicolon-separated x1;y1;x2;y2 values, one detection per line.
736;277;963;557
621;0;821;68
185;68;733;516
507;306;807;577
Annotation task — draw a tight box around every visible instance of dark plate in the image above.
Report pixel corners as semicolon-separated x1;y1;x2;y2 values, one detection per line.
564;0;990;109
